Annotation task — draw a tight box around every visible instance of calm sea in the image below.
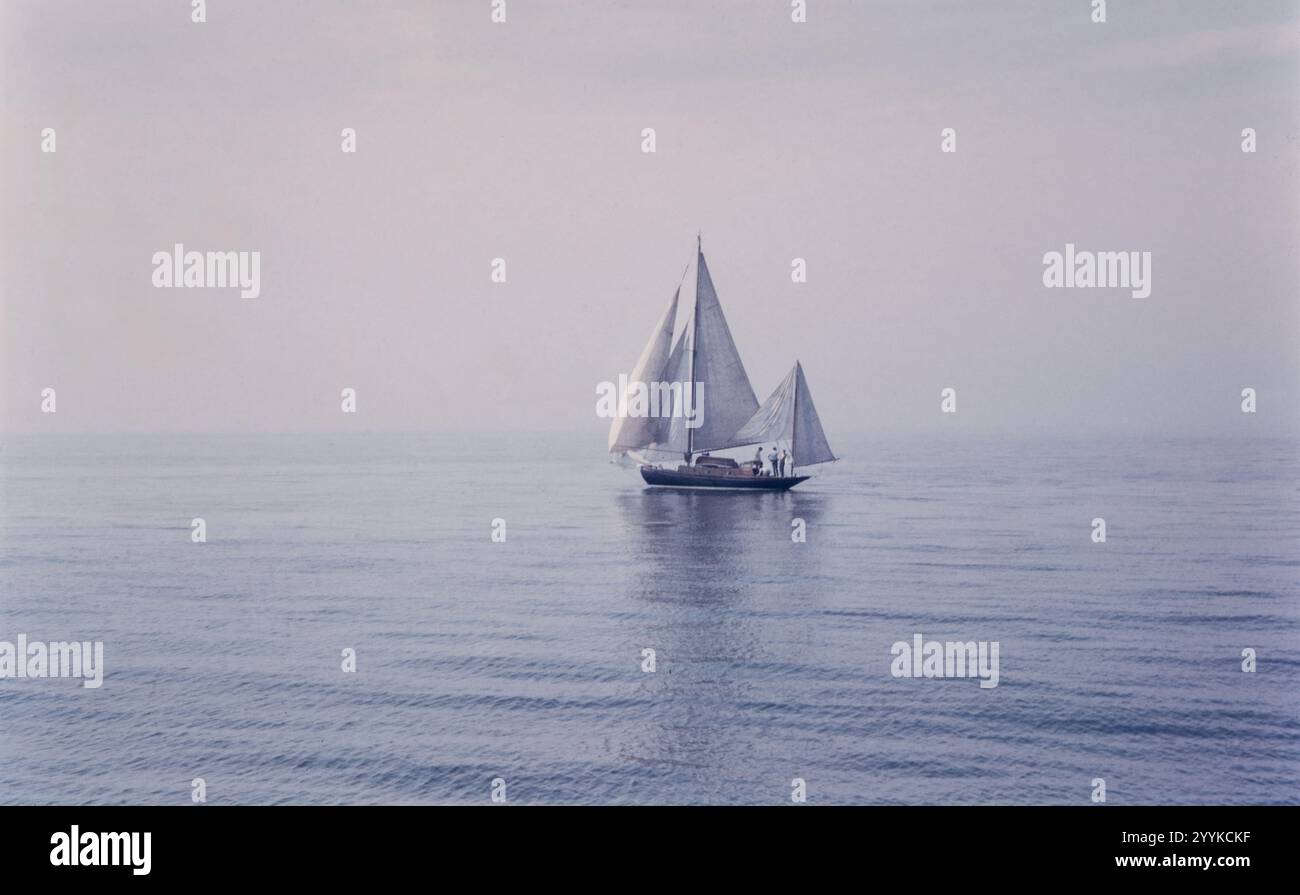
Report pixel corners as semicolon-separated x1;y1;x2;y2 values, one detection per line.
2;432;1298;804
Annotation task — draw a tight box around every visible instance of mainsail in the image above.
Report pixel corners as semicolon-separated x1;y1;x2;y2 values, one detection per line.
607;285;681;452
729;361;837;467
683;246;759;452
629;243;759;458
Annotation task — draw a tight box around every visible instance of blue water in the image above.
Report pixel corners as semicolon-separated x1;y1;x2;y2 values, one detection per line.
2;432;1298;804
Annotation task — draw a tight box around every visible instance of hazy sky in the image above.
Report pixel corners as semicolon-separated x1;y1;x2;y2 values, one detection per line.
3;0;1298;438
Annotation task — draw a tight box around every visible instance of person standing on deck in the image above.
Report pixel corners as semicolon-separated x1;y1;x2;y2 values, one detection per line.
778;449;787;477
767;447;778;477
755;446;764;474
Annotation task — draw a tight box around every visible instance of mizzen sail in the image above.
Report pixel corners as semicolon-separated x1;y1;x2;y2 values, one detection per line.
730;361;837;467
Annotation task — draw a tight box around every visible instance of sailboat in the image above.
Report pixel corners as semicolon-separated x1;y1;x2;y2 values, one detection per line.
608;238;836;491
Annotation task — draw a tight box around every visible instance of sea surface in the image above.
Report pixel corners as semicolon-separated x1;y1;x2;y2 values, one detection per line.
2;432;1298;805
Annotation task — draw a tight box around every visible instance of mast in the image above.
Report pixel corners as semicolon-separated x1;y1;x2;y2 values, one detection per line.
687;233;701;462
789;368;797;477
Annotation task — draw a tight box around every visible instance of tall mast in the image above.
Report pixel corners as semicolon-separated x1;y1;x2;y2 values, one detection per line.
789;363;797;476
687;234;701;460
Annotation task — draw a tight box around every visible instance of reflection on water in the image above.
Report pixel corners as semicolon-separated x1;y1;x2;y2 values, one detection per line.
615;487;830;605
611;487;836;800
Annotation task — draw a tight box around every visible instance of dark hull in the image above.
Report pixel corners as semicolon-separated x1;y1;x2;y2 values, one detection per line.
640;466;809;491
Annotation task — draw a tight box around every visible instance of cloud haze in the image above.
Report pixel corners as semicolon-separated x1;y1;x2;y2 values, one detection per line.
3;0;1297;437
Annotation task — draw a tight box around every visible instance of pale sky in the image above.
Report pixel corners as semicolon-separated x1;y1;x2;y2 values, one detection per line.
3;0;1298;436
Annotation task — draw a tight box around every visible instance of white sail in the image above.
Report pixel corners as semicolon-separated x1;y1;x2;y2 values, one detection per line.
686;248;759;453
730;365;796;449
730;361;837;467
645;319;692;456
607;286;680;453
790;361;836;467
